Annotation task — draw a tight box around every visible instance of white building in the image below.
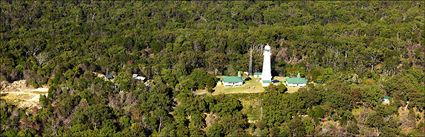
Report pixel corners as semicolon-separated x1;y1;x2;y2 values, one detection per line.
261;44;272;87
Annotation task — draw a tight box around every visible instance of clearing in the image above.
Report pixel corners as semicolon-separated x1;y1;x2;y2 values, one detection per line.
212;78;265;95
194;77;304;95
287;86;301;93
0;80;48;108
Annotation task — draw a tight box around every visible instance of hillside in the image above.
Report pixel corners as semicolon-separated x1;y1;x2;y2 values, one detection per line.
1;1;424;136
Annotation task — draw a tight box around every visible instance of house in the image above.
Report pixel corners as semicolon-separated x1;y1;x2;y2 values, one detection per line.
286;77;307;87
383;96;390;105
285;73;307;87
222;76;244;86
132;74;146;81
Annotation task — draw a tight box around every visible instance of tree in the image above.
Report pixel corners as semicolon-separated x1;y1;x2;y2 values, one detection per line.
207;124;224;137
289;117;306;137
266;84;287;93
308;106;325;123
366;112;384;128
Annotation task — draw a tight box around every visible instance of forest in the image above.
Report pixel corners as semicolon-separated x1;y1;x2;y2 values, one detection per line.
1;1;424;136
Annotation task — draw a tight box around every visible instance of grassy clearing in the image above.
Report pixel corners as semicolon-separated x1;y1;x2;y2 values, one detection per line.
212;78;265;95
273;76;285;81
195;76;303;95
287;87;301;93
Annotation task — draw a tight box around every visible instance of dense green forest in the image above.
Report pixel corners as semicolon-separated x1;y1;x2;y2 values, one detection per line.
1;1;424;136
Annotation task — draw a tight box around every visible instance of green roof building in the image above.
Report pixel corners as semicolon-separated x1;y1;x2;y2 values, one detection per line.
285;73;307;87
222;76;244;86
383;96;390;105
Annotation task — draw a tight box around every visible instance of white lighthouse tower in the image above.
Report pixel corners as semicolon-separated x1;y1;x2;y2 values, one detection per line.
261;44;272;87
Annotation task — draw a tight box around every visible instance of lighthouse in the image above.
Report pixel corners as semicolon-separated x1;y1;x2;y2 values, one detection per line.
261;44;272;87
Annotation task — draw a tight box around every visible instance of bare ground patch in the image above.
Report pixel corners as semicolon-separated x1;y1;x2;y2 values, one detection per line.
1;80;48;108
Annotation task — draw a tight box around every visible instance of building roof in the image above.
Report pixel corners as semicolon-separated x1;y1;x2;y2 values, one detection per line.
223;76;243;83
262;80;271;83
286;77;307;84
132;74;146;80
105;73;114;79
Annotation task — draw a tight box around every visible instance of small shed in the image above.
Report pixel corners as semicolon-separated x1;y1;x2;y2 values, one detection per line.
382;96;390;105
222;76;244;86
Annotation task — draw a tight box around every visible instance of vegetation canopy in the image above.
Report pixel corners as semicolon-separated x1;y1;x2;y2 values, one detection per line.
1;1;424;136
